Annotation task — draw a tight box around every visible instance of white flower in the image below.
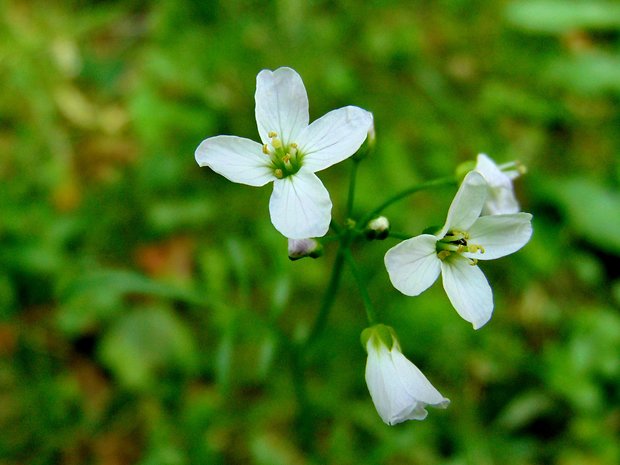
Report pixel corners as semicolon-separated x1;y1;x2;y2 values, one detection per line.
363;325;449;425
475;153;524;216
384;171;533;329
195;67;374;239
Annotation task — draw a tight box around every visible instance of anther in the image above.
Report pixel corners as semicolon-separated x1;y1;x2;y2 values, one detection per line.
468;258;478;266
274;168;283;179
437;250;451;261
468;245;485;254
268;131;277;138
272;138;282;149
262;144;270;155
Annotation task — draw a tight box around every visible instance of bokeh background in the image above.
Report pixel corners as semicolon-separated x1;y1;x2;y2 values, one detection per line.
1;1;619;464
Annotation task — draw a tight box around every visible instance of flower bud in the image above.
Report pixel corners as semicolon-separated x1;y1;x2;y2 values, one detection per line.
287;238;323;261
365;216;390;240
352;118;376;162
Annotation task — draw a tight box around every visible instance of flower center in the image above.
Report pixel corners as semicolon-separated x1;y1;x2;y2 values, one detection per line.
263;132;304;179
436;229;485;265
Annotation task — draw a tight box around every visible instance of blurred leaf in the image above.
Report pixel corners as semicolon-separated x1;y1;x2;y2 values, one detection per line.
544;177;620;254
506;1;620;34
251;432;306;465
98;306;199;390
57;269;206;335
545;53;620;95
496;390;555;430
544;307;620;410
0;273;16;319
147;198;214;233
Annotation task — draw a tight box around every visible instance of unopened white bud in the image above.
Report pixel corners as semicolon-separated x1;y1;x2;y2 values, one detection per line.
365;216;390;240
288;238;323;261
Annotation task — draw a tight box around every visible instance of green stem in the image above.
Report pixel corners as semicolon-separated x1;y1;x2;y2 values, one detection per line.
346;159;360;218
290;344;314;451
343;248;378;325
387;231;412;240
304;244;347;347
359;176;456;226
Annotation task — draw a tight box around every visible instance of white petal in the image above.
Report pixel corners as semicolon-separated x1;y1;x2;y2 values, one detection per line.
365;341;449;425
297;107;374;172
441;255;493;329
384;235;441;296
269;169;331;239
476;154;512;188
481;187;520;216
476;154;520;215
255;67;309;146
391;351;450;416
465;213;533;260
195;136;275;186
438;171;487;237
365;344;399;425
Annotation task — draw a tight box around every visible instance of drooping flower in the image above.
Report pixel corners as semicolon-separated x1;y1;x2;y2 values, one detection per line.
384;171;533;329
475;153;525;216
362;324;449;425
195;67;374;239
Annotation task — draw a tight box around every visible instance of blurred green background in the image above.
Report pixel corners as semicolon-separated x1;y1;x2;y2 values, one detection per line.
1;0;619;464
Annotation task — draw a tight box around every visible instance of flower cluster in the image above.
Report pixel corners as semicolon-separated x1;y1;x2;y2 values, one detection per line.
195;67;533;426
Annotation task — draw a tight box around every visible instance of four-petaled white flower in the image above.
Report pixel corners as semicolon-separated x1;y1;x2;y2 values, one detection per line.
475;153;524;216
195;67;374;239
384;171;533;329
363;324;450;425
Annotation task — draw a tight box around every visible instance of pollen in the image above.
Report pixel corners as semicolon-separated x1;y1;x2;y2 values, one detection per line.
274;168;283;179
437;250;451;261
262;144;270;154
268;131;277;138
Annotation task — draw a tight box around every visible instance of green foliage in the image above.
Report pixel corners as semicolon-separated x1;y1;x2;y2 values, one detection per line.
1;0;619;464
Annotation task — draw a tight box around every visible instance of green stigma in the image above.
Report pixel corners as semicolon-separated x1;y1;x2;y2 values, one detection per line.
436;229;485;263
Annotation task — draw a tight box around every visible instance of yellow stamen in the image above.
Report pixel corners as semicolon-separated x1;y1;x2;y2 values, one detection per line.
468;244;485;254
268;131;277;138
262;144;270;155
437;250;451;261
272;138;282;149
274;168;283;179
